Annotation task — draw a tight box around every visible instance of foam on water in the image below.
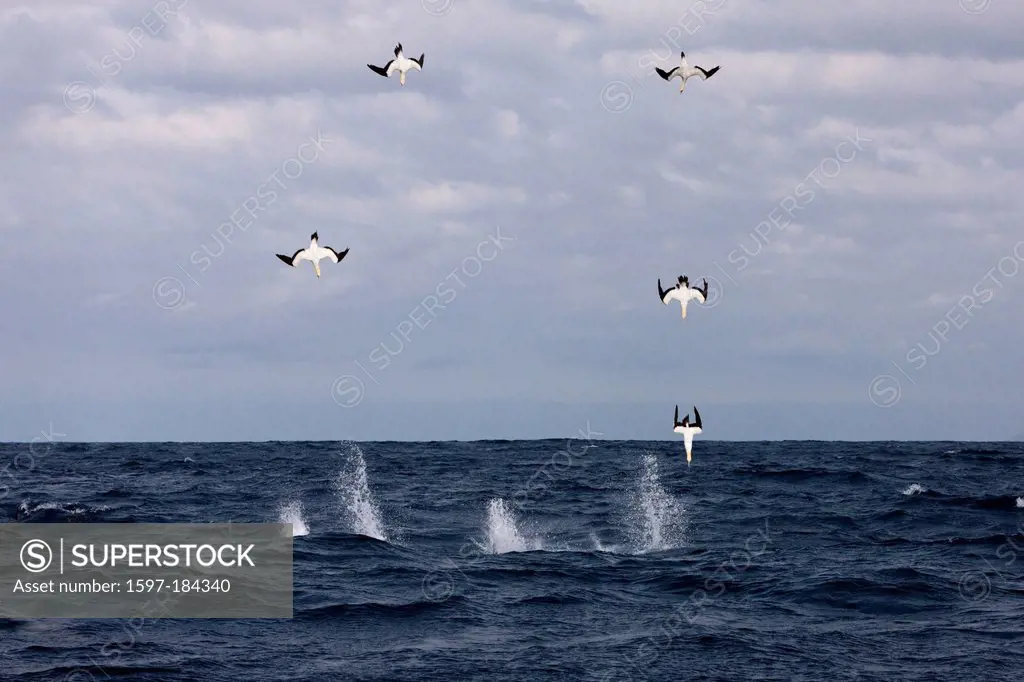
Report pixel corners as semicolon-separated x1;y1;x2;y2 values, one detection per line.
18;500;108;516
627;452;687;552
335;444;388;542
479;498;543;554
589;532;625;554
1016;497;1023;508
278;500;309;537
902;483;926;496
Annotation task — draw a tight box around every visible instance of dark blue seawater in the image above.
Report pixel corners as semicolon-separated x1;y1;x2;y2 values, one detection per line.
2;440;1023;681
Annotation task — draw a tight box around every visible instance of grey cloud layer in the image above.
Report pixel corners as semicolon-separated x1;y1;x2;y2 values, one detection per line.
1;0;1021;440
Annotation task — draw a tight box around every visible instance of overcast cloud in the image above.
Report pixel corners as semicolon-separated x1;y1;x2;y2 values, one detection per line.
1;0;1022;441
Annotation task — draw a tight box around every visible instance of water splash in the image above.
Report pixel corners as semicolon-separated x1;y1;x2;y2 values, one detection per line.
478;498;542;554
335;444;388;542
1016;497;1023;508
278;500;309;537
590;532;625;554
626;452;687;553
902;483;926;496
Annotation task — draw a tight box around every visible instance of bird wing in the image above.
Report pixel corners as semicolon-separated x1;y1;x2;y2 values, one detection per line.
693;279;709;303
323;246;349;264
663;288;684;304
695;65;720;80
655;66;680;81
368;61;394;77
674;405;682;428
692;406;701;430
684;287;704;304
277;248;308;267
658;278;671;303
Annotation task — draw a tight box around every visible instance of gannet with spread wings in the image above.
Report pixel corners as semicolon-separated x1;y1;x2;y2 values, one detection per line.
655;51;720;94
367;43;424;86
276;232;349;279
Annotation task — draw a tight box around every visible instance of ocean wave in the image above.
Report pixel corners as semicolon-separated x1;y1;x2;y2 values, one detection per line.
98;487;134;498
733;467;873;484
904;492;1023;510
801;575;944;608
511;593;590;605
14;500;112;523
299;596;470;620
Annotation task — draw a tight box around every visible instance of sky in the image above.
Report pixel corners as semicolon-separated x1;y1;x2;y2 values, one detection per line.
1;0;1022;442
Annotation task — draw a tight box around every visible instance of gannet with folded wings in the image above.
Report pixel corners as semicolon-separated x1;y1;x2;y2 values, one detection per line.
659;276;709;319
673;405;703;465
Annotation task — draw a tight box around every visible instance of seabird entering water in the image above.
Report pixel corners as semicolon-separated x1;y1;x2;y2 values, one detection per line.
367;43;424;86
673;405;703;465
658;275;709;319
276;232;348;279
655;51;720;93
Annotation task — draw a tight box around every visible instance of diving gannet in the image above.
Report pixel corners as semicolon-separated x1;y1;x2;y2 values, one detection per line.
659;276;709;319
673;405;703;465
276;232;348;279
367;43;424;86
655;51;720;93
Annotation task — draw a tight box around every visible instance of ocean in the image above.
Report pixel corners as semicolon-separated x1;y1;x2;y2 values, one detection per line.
2;440;1023;681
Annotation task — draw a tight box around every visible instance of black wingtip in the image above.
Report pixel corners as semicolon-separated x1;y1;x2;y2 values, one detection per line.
674;405;679;426
417;53;425;67
394;43;402;56
368;64;388;77
693;406;702;429
276;254;292;266
659;278;673;302
704;66;720;79
655;67;671;81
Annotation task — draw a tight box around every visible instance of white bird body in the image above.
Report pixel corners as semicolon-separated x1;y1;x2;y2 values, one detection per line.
673;405;703;465
276;232;348;279
659;277;709;319
656;52;720;93
368;43;424;86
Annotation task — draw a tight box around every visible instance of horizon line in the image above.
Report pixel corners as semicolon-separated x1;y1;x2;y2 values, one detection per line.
1;438;1021;445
